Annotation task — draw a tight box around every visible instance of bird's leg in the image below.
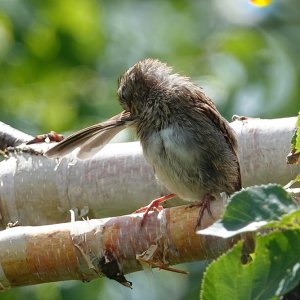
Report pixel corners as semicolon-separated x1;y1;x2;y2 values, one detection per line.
134;193;176;225
189;193;215;229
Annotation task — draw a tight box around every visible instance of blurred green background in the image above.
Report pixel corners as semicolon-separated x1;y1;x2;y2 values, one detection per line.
0;0;299;299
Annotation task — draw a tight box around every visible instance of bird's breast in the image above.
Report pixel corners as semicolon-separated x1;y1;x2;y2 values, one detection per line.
140;125;207;201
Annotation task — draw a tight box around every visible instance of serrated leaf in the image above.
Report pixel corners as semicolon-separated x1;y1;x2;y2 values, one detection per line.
201;230;300;300
199;184;297;238
266;209;300;230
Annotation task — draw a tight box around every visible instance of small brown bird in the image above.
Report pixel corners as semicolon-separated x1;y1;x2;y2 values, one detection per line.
45;59;241;226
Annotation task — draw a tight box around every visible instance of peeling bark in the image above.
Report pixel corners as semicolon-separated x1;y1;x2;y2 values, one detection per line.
0;203;236;290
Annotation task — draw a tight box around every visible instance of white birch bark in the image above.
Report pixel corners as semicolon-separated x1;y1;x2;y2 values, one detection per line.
0;117;298;227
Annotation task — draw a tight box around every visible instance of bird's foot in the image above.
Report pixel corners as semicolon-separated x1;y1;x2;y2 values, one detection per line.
189;194;215;229
134;193;176;226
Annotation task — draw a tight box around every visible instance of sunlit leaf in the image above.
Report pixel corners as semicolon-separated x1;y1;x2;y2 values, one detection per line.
296;112;300;153
199;184;297;238
287;112;300;164
201;230;300;300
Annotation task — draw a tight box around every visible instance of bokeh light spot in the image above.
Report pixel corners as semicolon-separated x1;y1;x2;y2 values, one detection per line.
250;0;272;7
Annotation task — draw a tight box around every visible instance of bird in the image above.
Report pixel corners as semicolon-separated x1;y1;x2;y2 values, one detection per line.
45;58;241;227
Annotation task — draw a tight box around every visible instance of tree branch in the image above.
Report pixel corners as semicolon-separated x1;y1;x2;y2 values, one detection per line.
0;203;238;290
0;121;33;150
0;117;298;228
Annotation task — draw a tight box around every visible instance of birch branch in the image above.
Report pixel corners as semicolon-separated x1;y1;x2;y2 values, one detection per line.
0;121;32;150
0;117;299;228
0;203;238;290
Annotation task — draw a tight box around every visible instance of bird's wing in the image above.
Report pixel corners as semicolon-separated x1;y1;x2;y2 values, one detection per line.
193;92;242;190
196;94;238;150
45;111;136;159
76;125;125;160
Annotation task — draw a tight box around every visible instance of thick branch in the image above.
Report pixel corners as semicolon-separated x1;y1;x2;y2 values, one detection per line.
0;117;298;228
0;203;237;290
0;121;32;150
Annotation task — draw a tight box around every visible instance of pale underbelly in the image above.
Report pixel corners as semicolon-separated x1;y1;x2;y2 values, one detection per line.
141;126;230;201
153;163;207;202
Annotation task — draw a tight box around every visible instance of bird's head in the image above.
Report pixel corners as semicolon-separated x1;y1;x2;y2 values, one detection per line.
117;58;183;117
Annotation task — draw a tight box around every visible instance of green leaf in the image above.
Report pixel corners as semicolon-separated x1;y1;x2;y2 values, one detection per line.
266;209;300;230
287;112;300;164
199;184;297;238
201;230;300;300
296;111;300;153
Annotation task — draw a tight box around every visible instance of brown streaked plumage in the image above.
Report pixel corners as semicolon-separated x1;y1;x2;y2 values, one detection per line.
45;59;241;223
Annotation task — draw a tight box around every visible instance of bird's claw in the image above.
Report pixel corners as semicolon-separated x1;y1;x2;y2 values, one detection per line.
134;194;176;226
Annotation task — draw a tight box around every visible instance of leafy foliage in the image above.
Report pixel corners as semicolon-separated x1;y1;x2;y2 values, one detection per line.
287;112;300;165
201;230;300;300
200;184;300;300
296;113;300;153
0;1;299;137
199;184;298;238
